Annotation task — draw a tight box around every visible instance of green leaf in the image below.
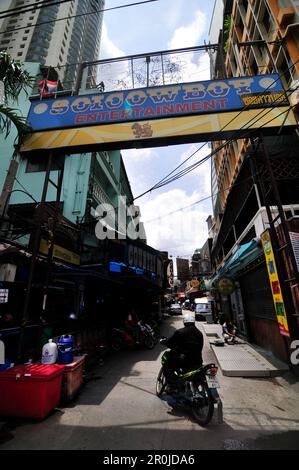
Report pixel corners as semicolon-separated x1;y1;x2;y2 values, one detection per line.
0;105;31;138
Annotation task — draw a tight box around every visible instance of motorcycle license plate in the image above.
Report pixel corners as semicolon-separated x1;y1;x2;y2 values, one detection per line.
206;377;220;388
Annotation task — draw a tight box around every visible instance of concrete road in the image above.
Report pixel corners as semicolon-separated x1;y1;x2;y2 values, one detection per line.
1;315;299;450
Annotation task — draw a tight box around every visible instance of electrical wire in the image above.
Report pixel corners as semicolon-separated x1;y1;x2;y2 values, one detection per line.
132;76;299;199
142;174;255;224
0;0;159;36
0;0;73;19
96;78;299;226
4;56;299;235
135;59;299;196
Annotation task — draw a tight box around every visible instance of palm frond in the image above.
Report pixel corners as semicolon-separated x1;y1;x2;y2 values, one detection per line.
0;105;31;138
0;52;33;102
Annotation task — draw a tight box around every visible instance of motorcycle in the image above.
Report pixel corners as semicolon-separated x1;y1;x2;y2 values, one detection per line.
156;338;220;426
137;320;156;349
110;321;156;351
110;327;135;352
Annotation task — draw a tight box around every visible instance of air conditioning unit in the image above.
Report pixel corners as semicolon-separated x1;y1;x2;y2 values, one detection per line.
277;7;295;28
289;79;299;110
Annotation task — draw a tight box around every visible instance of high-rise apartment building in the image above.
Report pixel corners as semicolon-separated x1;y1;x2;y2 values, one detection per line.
0;0;105;87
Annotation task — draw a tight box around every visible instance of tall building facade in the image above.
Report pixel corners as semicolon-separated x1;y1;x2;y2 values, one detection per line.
0;0;104;87
208;0;299;365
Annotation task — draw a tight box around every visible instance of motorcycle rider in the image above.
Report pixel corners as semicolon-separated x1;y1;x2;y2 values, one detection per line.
161;312;204;386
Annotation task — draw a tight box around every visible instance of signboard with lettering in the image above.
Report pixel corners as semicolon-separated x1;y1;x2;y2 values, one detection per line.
217;277;236;295
261;230;290;337
39;239;80;265
27;74;287;132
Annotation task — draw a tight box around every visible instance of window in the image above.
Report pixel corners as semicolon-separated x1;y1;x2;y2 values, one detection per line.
17;52;22;57
26;155;65;173
20;44;25;49
25;29;30;33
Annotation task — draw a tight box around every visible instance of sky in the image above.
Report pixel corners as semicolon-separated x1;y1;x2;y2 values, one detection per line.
100;0;216;259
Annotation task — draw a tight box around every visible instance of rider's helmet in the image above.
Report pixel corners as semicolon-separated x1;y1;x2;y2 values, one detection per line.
183;312;195;325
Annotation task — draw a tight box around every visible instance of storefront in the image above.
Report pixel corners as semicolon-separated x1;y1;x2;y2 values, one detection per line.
210;239;289;363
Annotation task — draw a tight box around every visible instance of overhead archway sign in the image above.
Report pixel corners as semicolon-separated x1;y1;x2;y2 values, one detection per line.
21;74;296;153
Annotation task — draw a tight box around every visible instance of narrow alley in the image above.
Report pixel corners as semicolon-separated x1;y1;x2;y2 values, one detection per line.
1;315;299;450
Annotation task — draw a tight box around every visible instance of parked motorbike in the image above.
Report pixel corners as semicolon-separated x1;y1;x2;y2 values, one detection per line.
110;327;135;352
137;320;156;349
110;322;156;351
156;338;220;426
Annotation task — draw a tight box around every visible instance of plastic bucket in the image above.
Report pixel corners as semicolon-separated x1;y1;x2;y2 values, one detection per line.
57;335;74;364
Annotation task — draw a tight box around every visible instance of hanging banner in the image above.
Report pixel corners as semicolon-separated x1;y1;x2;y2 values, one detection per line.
261;230;290;337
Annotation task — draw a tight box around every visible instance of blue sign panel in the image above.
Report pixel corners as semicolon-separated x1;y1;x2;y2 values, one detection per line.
27;74;287;132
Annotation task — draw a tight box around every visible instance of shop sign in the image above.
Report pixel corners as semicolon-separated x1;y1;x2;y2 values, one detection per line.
126;244;163;284
261;230;290;337
39;239;80;266
27;74;287;132
0;289;8;303
166;260;174;287
217;277;236;295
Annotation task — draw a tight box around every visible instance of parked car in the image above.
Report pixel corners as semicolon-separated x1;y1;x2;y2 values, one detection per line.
195;297;212;321
169;303;183;315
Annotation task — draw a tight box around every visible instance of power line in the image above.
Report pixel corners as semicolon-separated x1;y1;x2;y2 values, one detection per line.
132;76;299;200
150;103;295;190
142;174;255;224
97;97;298;229
0;0;73;19
135;59;299;197
0;0;159;36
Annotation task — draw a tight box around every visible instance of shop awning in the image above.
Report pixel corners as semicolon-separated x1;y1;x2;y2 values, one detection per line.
209;239;263;287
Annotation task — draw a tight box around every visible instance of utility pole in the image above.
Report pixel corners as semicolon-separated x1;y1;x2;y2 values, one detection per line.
17;152;65;362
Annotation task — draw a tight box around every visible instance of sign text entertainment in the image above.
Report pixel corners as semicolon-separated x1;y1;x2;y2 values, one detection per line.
28;74;287;132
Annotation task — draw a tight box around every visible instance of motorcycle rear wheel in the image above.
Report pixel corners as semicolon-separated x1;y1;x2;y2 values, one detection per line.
156;367;167;397
191;382;214;426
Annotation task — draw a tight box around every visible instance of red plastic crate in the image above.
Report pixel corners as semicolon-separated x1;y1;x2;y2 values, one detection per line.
0;364;65;419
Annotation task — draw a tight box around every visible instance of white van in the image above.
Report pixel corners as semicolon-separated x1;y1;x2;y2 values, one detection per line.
194;297;212;322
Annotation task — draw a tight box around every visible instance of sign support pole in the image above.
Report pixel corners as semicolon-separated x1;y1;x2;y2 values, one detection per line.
17;152;53;362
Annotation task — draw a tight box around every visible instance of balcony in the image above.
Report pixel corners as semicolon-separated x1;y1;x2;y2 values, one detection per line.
277;7;295;29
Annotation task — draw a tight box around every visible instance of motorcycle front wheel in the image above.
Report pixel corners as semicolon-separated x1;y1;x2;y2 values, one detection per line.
156;367;167;397
191;381;214;426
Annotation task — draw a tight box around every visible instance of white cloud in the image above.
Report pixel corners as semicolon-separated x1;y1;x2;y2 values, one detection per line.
179;144;211;195
165;10;210;84
168;10;206;49
140;188;210;256
122;148;158;161
99;22;125;59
